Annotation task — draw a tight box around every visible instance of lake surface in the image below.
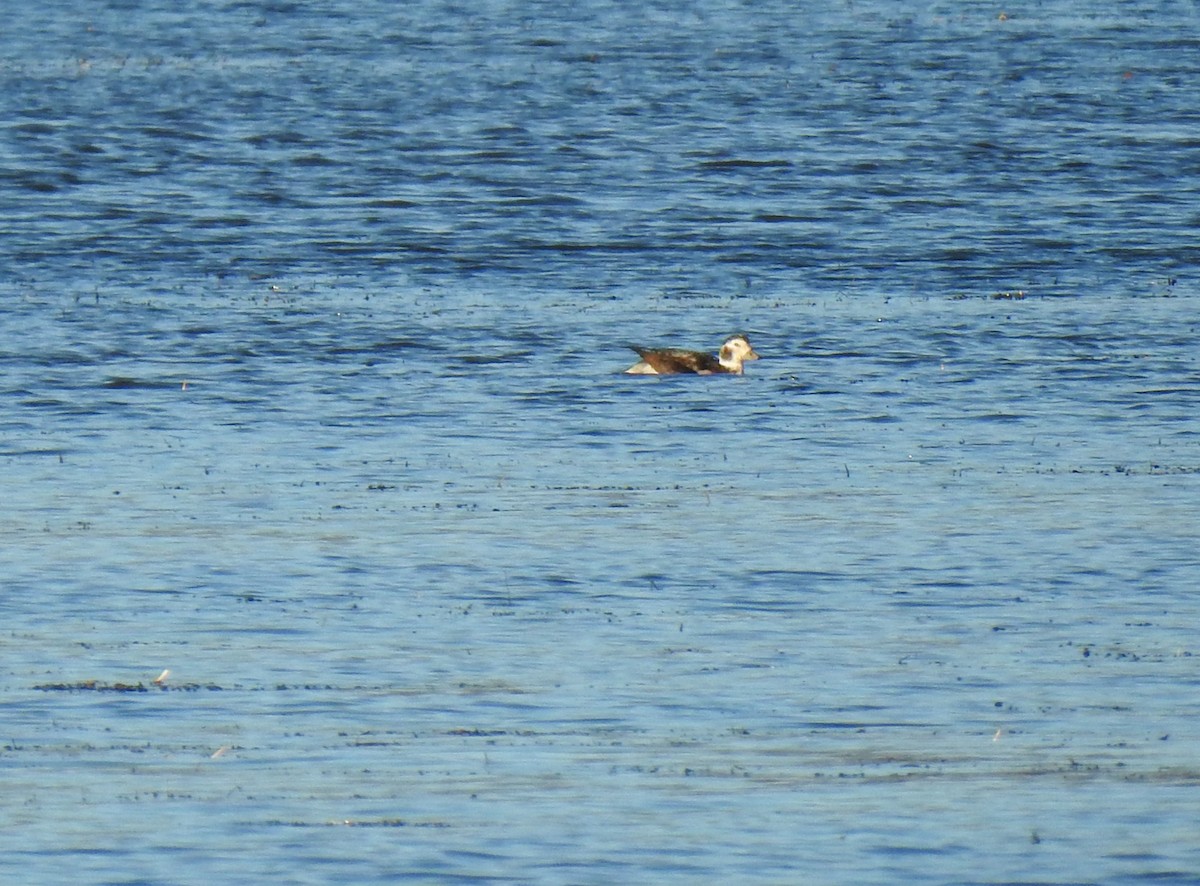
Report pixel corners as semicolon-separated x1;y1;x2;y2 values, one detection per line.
2;1;1199;883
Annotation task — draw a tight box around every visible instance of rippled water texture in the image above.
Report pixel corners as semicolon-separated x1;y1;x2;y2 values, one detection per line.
2;2;1199;883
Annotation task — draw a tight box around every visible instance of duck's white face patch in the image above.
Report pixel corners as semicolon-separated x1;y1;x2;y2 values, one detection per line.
719;336;758;367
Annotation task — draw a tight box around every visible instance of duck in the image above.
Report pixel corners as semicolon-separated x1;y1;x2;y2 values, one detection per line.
624;334;760;375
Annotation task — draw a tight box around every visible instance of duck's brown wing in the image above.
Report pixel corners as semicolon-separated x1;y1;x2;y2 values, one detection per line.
632;347;722;374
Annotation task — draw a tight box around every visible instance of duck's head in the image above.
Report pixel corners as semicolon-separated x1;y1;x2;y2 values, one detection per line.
718;335;760;372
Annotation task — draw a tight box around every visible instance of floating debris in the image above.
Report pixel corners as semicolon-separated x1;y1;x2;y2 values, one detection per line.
34;680;222;692
266;818;451;829
34;680;149;693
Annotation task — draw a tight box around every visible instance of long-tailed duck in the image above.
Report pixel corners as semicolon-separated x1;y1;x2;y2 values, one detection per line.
624;334;760;375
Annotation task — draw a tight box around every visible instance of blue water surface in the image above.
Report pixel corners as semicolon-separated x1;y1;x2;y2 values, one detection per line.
2;1;1199;883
